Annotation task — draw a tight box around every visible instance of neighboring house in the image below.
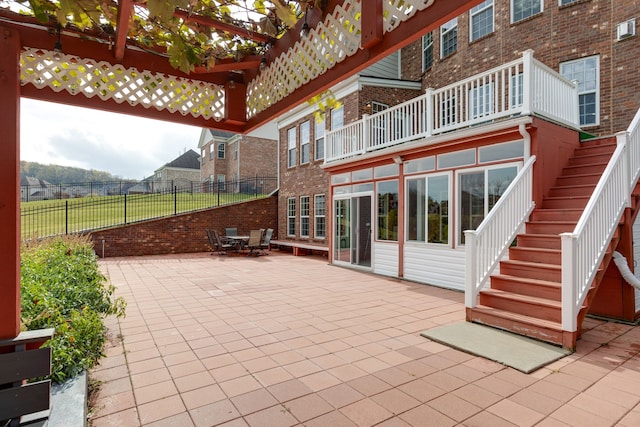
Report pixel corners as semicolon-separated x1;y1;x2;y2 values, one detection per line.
20;176;55;201
279;0;640;349
152;149;201;192
198;128;277;192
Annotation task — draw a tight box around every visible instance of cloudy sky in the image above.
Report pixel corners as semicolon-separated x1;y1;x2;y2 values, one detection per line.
20;98;204;180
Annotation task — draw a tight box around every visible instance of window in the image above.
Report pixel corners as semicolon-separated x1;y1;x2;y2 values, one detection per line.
439;92;457;127
331;105;344;130
287;197;296;236
407;174;450;244
217;142;225;159
377;180;398;241
510;73;524;109
209;144;214;159
440;18;458;58
371;101;389;145
300;121;310;164
233;143;238;160
287;127;297;168
560;56;599;126
217;174;225;191
300;196;310;238
314;194;326;238
470;0;494;42
422;32;433;71
201;149;206;164
315;116;325;161
512;0;542;23
459;165;518;244
559;0;578;5
469;83;494;119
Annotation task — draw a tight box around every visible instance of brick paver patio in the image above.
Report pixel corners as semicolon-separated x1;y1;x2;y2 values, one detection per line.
89;252;640;426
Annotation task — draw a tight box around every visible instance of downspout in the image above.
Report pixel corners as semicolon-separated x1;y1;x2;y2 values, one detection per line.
612;251;640;290
519;123;531;161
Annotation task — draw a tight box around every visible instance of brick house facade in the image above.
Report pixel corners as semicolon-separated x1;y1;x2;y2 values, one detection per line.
199;128;277;189
401;0;639;136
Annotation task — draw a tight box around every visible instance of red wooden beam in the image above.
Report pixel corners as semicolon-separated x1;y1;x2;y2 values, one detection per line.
0;26;21;339
173;9;273;44
361;0;383;49
114;0;133;61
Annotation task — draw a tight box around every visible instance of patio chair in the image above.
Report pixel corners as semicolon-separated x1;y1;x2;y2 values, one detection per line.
246;229;263;256
225;227;238;237
260;228;273;255
208;229;236;255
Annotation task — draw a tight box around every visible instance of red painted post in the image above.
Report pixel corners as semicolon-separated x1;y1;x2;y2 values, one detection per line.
0;26;21;339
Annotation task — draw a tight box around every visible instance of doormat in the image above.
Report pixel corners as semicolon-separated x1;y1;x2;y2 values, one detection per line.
421;322;571;374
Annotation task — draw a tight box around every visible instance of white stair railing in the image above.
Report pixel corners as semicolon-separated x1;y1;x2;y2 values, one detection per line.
561;107;640;332
464;156;536;308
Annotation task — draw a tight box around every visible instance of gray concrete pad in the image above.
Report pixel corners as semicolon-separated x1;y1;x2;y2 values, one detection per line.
421;322;571;373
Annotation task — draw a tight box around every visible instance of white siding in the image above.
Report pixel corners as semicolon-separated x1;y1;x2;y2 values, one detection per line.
362;51;400;79
404;244;466;290
373;241;399;277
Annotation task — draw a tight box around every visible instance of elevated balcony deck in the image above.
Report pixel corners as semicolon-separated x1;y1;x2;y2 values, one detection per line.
325;50;580;164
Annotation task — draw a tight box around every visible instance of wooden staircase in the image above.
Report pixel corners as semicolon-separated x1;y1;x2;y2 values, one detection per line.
466;138;621;349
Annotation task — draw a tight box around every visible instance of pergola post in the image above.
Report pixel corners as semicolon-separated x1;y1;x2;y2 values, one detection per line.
0;25;21;340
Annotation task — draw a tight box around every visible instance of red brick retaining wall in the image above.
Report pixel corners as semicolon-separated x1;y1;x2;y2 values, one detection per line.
88;196;278;257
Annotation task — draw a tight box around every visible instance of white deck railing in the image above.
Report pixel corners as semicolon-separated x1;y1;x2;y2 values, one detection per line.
561;107;640;332
325;50;579;163
464;156;536;308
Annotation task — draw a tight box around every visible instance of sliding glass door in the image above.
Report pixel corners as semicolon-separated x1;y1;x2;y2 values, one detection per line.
333;194;372;267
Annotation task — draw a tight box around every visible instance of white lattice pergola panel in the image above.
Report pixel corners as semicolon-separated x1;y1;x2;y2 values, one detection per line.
247;0;434;118
20;48;225;121
383;0;436;33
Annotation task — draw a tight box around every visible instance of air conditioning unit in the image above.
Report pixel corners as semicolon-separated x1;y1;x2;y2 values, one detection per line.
617;19;636;41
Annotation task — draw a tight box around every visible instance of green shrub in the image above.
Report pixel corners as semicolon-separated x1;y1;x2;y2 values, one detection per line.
20;235;126;383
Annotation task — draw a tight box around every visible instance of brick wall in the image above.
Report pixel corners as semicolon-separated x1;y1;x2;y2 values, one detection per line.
401;0;640;135
88;196;277;257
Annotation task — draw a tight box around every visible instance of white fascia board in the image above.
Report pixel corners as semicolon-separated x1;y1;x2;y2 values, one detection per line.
357;76;422;90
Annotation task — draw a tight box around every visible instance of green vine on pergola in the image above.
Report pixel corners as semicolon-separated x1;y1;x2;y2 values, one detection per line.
2;0;324;74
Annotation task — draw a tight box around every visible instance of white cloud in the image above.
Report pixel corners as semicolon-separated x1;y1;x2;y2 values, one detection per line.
20;98;203;179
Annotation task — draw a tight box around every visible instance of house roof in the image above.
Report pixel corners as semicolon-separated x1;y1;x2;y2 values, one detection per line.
160;149;201;171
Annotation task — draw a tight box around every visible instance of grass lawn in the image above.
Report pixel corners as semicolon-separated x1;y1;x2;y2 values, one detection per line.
21;192;260;240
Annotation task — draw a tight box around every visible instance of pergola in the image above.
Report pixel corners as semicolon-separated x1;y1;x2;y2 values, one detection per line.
0;0;480;340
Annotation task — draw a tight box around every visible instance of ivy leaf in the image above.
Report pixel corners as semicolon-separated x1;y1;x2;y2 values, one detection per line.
28;0;49;23
273;0;297;27
147;0;175;22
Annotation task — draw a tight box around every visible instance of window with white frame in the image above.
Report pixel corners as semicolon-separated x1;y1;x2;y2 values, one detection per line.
439;92;457;128
287;197;296;236
469;83;494;119
314;194;326;238
201;149;206;164
287;127;297;168
512;0;542;23
209;144;214;159
315;116;325;161
559;0;578;5
300;121;310;164
233;143;238;160
459;164;518;244
377;180;399;241
217;174;225;191
371;101;389;145
217;142;225;159
331;105;344;130
300;196;310;238
422;32;434;71
406;174;450;244
560;55;599;126
510;73;524;109
440;18;458;58
470;0;494;42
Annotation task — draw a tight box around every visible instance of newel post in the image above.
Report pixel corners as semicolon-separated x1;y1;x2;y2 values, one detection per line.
616;131;631;208
425;88;434;137
362;113;370;152
521;50;534;117
464;230;478;308
560;232;577;332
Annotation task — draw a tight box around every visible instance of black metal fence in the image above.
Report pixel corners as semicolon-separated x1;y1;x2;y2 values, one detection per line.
20;176;277;240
